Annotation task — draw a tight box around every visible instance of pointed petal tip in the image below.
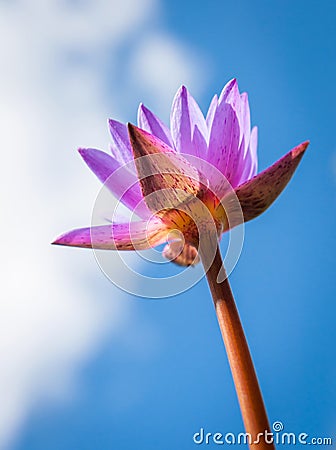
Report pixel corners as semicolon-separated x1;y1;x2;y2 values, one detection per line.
51;238;68;247
138;102;147;113
127;123;153;158
127;121;140;137
127;122;153;140
51;229;91;248
108;117;125;131
176;85;188;97
78;147;87;157
77;147;105;162
218;78;240;105
78;147;96;162
293;140;309;156
108;118;125;136
286;140;309;164
227;77;237;87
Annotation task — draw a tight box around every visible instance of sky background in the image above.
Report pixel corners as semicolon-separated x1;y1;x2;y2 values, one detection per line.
0;0;335;449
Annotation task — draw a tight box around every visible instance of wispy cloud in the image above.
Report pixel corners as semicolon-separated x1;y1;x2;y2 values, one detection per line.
127;31;208;118
0;0;208;447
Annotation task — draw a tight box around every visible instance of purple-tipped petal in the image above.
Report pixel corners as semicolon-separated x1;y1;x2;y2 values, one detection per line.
239;92;251;154
170;86;208;156
192;125;208;158
128;124;206;213
247;126;258;177
228;135;247;189
207;103;240;184
218;78;240;110
108;119;133;165
219;141;309;230
239;127;258;183
52;218;169;250
234;126;258;186
205;94;218;131
79;148;150;218
137;104;174;148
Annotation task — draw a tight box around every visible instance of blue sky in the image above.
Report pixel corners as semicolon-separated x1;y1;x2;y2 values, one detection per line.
1;0;335;449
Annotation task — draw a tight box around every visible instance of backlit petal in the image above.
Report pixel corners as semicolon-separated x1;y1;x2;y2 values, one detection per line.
192;125;208;158
79;148;150;218
52;219;168;250
108;119;133;165
170;86;208;155
205;94;218;131
218;78;240;110
239;92;251;155
137;103;173;147
236;126;258;186
207;103;240;184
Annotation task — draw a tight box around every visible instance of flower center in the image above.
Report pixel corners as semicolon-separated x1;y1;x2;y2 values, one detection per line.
157;188;223;248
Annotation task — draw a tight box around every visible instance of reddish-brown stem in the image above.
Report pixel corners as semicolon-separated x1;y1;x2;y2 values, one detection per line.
200;242;275;449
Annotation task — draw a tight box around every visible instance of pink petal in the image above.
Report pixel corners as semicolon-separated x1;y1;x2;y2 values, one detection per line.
228;93;258;187
247;126;258;177
235;126;258;186
228;135;247;189
219;141;309;230
170;86;208;156
108;119;133;165
52;219;168;250
192;125;208;158
239;92;251;155
218;78;240;110
128;124;206;213
79;148;150;219
205;94;218;131
137;104;174;148
207;103;240;184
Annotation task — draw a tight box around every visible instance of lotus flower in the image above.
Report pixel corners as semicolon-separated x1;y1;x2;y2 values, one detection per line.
53;79;308;266
53;79;309;447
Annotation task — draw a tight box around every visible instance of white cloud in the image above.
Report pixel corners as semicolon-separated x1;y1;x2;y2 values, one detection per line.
0;0;207;447
128;32;208;119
